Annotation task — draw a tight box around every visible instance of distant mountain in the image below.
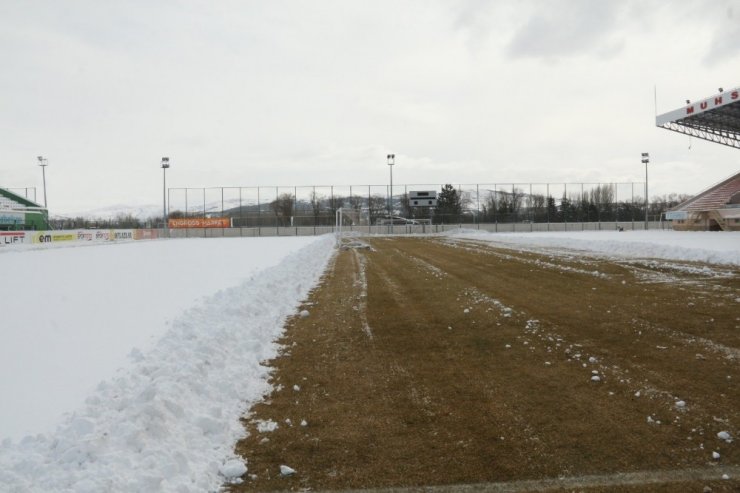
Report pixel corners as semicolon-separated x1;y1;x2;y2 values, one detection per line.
52;203;162;220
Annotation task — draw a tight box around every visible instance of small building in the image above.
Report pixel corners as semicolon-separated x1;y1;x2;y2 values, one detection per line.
0;188;50;230
666;172;740;231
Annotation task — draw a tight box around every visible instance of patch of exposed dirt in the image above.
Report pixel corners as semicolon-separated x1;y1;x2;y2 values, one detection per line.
228;237;739;492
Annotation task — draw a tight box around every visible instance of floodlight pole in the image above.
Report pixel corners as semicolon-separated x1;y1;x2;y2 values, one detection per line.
161;157;170;237
387;154;395;234
641;152;649;230
36;156;48;208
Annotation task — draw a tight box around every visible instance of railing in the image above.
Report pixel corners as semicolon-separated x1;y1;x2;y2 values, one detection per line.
163;219;667;239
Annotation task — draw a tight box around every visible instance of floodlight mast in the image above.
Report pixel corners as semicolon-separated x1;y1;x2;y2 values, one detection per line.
36;156;48;208
641;152;649;229
161;157;170;237
387;154;395;234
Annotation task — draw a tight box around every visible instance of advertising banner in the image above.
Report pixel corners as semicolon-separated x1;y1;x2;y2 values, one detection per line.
30;232;77;244
1;229;158;248
169;217;230;229
0;231;27;245
134;229;159;240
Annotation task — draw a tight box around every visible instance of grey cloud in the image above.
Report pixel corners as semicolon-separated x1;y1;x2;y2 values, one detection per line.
703;5;740;67
505;1;624;60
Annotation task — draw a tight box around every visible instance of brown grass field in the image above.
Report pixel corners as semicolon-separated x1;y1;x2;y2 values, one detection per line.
228;236;739;492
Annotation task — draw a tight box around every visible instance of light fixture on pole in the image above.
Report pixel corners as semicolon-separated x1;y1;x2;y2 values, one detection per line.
36;156;48;208
161;157;170;236
387;154;395;233
641;152;649;230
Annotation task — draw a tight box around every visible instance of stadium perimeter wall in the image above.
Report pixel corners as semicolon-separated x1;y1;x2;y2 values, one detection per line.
0;229;158;247
1;221;666;247
166;220;666;238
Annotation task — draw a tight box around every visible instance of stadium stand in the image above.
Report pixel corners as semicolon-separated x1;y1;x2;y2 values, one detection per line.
667;172;740;231
0;188;49;230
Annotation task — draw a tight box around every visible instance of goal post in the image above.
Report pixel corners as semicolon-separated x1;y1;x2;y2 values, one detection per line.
335;207;362;245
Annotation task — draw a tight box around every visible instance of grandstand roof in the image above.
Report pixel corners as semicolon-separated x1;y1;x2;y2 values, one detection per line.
0;187;43;209
656;87;740;149
670;171;740;213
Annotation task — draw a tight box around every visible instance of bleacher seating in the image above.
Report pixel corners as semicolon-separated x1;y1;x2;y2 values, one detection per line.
0;196;23;210
676;174;740;212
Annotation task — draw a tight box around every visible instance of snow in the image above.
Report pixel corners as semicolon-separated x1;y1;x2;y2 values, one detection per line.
219;459;248;479
451;230;740;266
255;419;279;433
0;235;335;492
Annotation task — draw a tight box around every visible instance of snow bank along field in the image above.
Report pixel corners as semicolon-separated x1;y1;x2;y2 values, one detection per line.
0;236;335;492
0;230;737;491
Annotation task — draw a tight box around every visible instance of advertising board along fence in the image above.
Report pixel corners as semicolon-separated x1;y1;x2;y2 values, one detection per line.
163;219;667;239
0;229;159;247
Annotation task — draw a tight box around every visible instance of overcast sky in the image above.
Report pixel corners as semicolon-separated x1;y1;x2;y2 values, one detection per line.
1;0;738;215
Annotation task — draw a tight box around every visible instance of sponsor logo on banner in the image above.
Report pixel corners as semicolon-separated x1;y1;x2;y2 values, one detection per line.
685;89;739;116
3;229;158;247
133;229;159;240
169;217;230;228
1;231;27;245
31;232;76;243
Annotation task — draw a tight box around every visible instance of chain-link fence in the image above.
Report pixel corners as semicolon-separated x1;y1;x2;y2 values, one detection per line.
165;182;673;229
4;188;37;202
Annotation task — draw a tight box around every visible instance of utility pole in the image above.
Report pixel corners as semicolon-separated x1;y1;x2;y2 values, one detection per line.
641;152;649;230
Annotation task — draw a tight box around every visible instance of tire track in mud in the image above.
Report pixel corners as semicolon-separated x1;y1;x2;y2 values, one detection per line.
350;248;373;340
394;238;739;477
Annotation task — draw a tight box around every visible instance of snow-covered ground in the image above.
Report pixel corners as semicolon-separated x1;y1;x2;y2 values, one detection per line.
0;230;737;492
0;236;335;492
451;230;740;266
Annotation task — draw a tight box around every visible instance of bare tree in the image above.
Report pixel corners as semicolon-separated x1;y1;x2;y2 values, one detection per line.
329;195;345;216
530;193;546;221
309;191;323;225
270;193;294;227
114;213;142;229
368;195;386;225
481;191;497;221
349;195;364;212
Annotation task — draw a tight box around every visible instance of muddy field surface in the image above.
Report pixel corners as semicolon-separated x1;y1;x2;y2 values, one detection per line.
229;237;739;492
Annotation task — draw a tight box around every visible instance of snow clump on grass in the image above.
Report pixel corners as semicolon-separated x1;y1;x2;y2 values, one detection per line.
256;419;278;433
219;459;247;479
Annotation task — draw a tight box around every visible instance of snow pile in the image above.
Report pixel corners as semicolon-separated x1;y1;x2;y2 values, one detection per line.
0;235;335;492
0;237;326;441
451;230;740;266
